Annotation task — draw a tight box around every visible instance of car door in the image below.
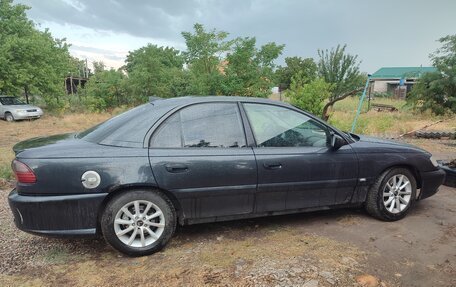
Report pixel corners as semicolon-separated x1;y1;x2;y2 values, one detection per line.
148;102;257;220
242;103;358;213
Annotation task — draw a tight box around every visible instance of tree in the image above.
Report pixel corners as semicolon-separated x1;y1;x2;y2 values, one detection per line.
286;74;332;116
0;0;75;108
124;44;185;100
275;56;317;90
181;23;236;95
222;37;284;97
182;23;232;74
408;35;456;114
318;44;364;120
82;69;126;111
92;61;106;74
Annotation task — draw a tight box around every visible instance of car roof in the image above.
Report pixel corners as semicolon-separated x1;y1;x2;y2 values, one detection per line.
151;96;292;108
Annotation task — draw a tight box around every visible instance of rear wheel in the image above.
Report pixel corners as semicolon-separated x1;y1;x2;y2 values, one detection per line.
365;168;417;221
101;190;176;256
5;112;14;122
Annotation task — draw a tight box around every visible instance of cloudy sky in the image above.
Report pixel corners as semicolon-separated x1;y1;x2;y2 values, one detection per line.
17;0;456;72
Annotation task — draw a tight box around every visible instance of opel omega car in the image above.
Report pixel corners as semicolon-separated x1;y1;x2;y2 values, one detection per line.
8;96;445;256
0;96;43;121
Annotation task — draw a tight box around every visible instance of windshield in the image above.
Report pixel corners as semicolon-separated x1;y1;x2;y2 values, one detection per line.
0;97;25;105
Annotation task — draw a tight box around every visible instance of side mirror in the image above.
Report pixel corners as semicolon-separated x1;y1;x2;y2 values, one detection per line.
329;133;346;150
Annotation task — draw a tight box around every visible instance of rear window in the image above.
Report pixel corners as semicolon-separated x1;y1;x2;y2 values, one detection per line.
78;104;171;148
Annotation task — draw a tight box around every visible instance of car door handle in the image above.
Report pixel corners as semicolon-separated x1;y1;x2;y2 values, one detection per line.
165;163;189;173
263;163;282;170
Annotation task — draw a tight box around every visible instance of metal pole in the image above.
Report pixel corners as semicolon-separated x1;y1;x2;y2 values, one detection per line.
351;75;371;133
367;81;372;111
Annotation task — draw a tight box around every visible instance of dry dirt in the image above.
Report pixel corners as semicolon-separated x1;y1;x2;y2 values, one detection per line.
0;185;455;286
0;114;455;287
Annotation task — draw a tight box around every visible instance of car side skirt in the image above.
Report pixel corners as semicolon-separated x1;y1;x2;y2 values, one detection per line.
183;202;362;225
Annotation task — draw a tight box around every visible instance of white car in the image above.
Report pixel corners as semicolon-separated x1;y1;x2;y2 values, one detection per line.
0;96;43;122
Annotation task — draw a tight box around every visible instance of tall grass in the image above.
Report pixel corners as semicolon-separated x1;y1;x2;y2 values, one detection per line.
329;97;454;136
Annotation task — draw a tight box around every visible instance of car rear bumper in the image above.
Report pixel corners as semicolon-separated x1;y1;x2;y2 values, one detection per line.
8;189;107;237
419;168;446;200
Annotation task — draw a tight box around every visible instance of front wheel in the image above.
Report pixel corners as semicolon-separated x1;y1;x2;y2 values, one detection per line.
5;112;14;122
101;190;176;256
365;168;417;221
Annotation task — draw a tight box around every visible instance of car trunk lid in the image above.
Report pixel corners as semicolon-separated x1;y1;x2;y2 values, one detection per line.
13;133;77;155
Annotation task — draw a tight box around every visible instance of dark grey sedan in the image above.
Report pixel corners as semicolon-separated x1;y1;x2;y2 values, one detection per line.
8;96;445;256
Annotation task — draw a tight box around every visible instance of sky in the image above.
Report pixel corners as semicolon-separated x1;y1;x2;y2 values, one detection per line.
16;0;456;73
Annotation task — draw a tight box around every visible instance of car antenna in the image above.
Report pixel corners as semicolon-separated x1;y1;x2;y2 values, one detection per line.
149;96;162;105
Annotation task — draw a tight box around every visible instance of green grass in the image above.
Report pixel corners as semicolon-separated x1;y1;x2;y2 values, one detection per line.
0;164;13;181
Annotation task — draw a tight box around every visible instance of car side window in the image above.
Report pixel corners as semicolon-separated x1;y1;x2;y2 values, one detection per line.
151;102;246;148
243;103;329;148
150;112;182;148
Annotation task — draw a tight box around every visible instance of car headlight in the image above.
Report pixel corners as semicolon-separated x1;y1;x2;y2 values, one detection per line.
16;109;26;114
429;156;439;167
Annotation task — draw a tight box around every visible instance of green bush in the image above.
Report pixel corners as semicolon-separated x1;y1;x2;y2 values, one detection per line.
407;35;456;115
80;95;107;113
43;96;69;115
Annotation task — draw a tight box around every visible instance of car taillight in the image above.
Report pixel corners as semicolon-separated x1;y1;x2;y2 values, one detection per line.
12;159;36;183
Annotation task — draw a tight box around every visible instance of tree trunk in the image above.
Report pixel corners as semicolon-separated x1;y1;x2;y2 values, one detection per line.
321;88;364;121
24;86;29;104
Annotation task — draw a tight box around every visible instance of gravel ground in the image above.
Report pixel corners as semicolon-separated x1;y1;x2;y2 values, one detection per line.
0;139;454;286
1;183;455;286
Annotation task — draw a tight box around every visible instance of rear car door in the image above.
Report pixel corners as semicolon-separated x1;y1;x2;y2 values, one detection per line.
148;102;257;220
242;103;358;213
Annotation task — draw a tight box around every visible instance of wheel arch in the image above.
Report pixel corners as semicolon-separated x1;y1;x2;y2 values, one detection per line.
96;184;184;234
377;164;422;189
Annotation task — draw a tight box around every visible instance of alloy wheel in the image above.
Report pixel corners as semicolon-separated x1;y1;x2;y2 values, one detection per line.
383;174;412;214
114;200;165;248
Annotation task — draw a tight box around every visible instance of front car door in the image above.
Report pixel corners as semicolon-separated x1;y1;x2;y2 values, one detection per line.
148;102;257;221
242;103;358;213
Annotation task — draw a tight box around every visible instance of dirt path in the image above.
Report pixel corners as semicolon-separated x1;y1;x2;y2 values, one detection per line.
0;184;455;286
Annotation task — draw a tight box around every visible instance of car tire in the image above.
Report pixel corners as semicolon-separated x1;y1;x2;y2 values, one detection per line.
365;168;417;221
5;112;14;122
101;189;176;256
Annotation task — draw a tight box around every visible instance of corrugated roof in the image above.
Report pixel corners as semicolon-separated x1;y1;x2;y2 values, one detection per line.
371;67;437;79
